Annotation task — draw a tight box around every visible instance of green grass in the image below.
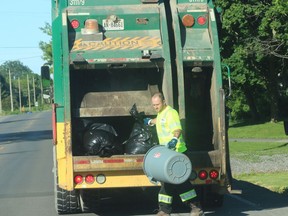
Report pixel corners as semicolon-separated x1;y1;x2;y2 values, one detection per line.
229;141;288;162
229;122;288;194
229;121;287;139
234;172;288;195
0;104;52;116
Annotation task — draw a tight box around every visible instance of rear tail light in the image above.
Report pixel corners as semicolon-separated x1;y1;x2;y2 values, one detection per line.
74;175;83;184
71;19;80;29
96;174;106;184
182;14;195;27
198;170;208;180
85;175;95;184
197;16;207;25
209;170;219;179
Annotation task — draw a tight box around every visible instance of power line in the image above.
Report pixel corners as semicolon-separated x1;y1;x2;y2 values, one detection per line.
0;11;50;15
0;47;39;49
0;56;42;63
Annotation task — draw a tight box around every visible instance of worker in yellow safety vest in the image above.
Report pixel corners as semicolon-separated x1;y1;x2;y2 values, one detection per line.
144;92;205;216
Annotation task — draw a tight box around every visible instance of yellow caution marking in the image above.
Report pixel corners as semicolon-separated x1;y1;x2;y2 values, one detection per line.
72;36;162;51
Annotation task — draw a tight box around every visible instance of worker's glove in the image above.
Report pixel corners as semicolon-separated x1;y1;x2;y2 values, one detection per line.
143;118;152;126
166;137;178;150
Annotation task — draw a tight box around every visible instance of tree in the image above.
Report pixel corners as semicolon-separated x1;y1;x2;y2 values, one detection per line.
215;0;288;122
39;22;53;68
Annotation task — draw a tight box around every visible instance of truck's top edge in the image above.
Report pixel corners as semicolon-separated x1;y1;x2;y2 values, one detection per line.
55;0;211;7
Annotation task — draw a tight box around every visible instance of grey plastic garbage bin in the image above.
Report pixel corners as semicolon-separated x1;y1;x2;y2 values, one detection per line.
143;145;192;184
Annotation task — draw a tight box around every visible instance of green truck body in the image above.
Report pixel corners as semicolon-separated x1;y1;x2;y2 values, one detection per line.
51;0;232;214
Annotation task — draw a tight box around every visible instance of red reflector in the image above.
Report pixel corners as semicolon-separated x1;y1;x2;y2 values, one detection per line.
209;170;219;179
71;19;80;29
136;158;144;163
206;179;212;184
198;170;208;180
197;16;207;25
103;159;124;163
75;160;90;164
74;175;83;184
85;175;95;184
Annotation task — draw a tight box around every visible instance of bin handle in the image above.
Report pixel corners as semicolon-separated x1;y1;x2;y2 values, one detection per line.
148;177;160;185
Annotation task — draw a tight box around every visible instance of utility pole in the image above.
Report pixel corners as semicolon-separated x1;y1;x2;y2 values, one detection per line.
40;77;44;105
9;69;13;112
33;76;36;106
27;74;31;111
18;77;22;112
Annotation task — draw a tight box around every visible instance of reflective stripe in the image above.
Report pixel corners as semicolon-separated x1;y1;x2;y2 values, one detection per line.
158;194;173;204
179;189;197;202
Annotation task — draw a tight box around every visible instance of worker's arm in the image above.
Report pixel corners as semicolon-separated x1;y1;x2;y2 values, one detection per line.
166;129;181;149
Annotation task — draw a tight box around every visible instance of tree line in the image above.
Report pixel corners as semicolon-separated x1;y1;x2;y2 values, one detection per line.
1;0;287;122
0;61;51;114
216;0;288;122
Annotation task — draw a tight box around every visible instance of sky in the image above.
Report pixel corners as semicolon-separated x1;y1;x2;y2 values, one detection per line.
0;0;51;75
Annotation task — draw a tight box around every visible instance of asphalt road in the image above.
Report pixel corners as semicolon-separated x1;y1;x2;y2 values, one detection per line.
0;111;287;216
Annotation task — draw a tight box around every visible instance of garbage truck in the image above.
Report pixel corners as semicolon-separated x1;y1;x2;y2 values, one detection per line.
48;0;232;214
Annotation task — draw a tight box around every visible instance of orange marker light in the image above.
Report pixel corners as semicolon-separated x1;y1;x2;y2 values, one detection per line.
182;14;195;27
85;19;99;33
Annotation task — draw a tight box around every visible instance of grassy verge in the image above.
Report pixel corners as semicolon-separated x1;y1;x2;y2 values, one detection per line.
0;104;52;116
229;122;288;194
229;141;288;162
229;121;287;139
234;172;288;195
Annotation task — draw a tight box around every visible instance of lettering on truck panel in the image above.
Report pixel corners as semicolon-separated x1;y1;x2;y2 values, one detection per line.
69;0;85;6
189;0;206;3
72;36;162;51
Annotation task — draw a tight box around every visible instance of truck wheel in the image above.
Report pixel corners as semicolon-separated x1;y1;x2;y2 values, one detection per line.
53;146;81;214
56;185;81;214
80;189;101;213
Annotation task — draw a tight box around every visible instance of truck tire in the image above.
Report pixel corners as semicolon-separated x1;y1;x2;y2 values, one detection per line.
80;189;101;213
56;185;81;214
53;146;81;214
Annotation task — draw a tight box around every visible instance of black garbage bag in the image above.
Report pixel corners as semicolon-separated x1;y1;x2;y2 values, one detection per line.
124;122;158;154
124;104;158;154
83;123;122;157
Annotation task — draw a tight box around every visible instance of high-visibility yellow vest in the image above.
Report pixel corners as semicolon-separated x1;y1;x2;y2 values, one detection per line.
156;106;187;153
